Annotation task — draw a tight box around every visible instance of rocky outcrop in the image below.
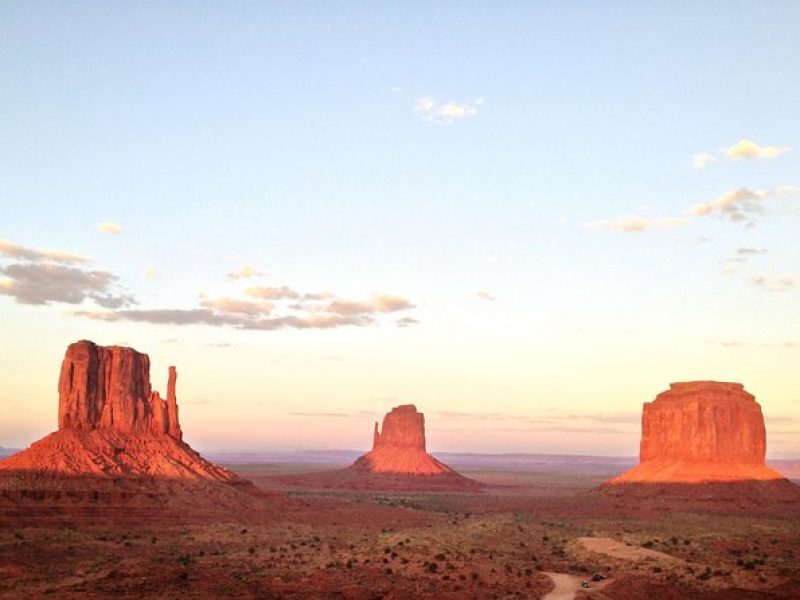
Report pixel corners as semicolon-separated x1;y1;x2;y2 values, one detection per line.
350;405;459;476
57;340;182;439
2;340;236;482
608;381;787;484
373;404;427;451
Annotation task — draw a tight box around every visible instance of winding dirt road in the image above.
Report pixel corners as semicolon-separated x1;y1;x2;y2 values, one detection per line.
543;572;584;600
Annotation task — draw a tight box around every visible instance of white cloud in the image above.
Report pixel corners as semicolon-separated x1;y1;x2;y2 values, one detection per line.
226;265;265;281
586;215;690;233
724;139;790;160
144;267;159;279
691;153;717;170
414;96;481;125
475;290;495;301
689;186;798;221
96;222;123;235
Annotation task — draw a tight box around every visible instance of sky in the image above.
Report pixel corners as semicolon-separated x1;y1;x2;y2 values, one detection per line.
1;2;798;457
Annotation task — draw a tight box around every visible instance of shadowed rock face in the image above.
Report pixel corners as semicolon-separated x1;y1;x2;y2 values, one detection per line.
58;340;182;439
609;381;787;484
351;405;457;476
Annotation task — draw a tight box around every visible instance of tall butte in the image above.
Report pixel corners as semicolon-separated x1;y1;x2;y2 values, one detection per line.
606;381;788;484
350;404;459;476
1;340;236;481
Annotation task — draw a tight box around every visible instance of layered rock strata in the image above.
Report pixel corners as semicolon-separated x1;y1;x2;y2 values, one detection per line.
350;404;457;476
608;381;786;484
1;340;234;482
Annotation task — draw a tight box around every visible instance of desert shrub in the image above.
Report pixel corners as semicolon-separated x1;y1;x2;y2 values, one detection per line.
642;540;655;548
427;562;438;573
177;554;193;568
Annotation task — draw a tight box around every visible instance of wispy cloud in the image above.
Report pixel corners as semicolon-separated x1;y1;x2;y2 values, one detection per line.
586;215;690;233
475;290;495;302
706;339;798;349
96;222;123;235
431;410;640;427
689;186;797;221
2;240;414;333
414;96;483;125
245;285;301;300
691;152;717;170
200;296;273;315
226;265;265;281
396;317;419;327
691;139;790;168
0;240;133;307
749;275;798;292
589;185;797;234
724;139;790;160
737;247;767;256
326;294;414;316
144;267;159;279
74;288;416;331
289;412;351;418
0;239;91;264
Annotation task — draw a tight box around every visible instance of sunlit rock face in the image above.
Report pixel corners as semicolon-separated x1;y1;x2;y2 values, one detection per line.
1;340;234;481
350;405;456;475
609;381;786;484
58;340;182;439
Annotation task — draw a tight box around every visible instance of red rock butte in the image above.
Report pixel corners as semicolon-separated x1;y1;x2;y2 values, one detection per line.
350;404;458;476
0;340;236;482
608;381;787;484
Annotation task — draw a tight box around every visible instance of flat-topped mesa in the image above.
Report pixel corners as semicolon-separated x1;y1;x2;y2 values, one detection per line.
58;340;182;440
641;381;763;465
373;404;426;451
350;404;460;477
608;381;786;484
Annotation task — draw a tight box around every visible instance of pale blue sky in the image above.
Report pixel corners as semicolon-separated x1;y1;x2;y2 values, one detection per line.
1;3;798;455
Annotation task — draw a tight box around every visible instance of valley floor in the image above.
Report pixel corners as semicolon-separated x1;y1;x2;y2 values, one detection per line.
1;465;798;599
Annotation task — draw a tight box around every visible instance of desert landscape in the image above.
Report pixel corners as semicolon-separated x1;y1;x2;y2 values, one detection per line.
2;4;799;599
1;341;798;599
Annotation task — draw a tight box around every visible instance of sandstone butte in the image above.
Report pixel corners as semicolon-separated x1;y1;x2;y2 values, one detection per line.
0;340;236;482
607;381;789;485
350;404;459;476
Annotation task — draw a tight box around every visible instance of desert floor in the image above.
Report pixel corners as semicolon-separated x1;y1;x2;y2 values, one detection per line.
1;464;798;599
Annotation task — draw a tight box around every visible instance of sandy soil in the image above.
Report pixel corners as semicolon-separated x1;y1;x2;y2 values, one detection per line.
578;537;684;564
1;464;798;598
543;572;584;599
